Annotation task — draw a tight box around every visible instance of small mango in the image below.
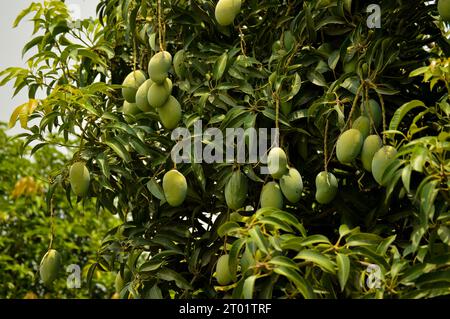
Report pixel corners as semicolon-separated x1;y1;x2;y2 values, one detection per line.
163;169;187;207
280;167;303;203
215;0;241;26
361;135;382;172
336;129;364;164
135;79;153;112
225;170;248;210
352;116;370;139
372;146;398;186
147;78;172;108
148;51;172;84
39;249;62;286
69;162;90;197
122;70;147;103
362;99;382;128
260;181;283;209
216;254;233;285
315;171;338;204
267;147;289;179
158;96;182;130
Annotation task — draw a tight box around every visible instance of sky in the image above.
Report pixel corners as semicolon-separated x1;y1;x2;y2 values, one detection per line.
0;0;99;136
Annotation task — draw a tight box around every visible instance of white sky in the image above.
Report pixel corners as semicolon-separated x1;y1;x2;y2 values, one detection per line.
0;0;99;136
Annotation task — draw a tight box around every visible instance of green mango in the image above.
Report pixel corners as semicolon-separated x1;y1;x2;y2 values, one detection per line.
39;249;62;286
173;50;187;79
121;70;147;103
148;51;172;84
260;181;283;209
135;79;153;112
315;171;338;204
163;169;187;207
267;147;289;179
157;96;182;130
352;116;370;139
69;162;90;197
439;0;450;22
115;272;124;293
362;99;382;128
280;167;303;203
216;254;232;285
372;146;398;186
361;135;382;172
123;100;141;124
240;247;255;274
147;78;172;108
215;0;240;26
225;170;248;210
336;129;364;164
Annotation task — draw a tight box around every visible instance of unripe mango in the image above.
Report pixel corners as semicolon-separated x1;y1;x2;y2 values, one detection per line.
215;0;241;26
122;70;147;103
315;171;338;204
173;50;187;79
372;146;398;186
240;248;255;274
135;79;153;112
352;116;370;139
123;100;141;124
361;135;382;172
267;147;289;179
260;181;283;209
148;51;172;84
438;0;450;22
225;170;248;210
39;249;62;286
362;99;382;128
158;96;182;130
148;78;172;108
115;272;124;293
163;169;187;207
280;167;303;203
216;254;233;285
336;129;364;164
69;162;90;197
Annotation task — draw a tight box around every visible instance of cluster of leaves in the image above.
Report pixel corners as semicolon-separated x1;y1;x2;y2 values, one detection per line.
0;123;117;298
0;0;449;298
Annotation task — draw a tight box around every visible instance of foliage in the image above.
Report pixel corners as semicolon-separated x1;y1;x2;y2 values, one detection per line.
0;123;117;298
0;0;449;299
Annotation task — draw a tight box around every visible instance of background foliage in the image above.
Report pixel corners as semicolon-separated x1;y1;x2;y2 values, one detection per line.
0;0;449;299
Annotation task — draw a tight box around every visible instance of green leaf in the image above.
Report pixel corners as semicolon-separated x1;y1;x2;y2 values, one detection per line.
104;138;131;163
213;52;228;81
248;226;270;255
229;238;246;281
268;256;298;269
273;266;315;299
437;226;450;246
147;178;166;201
242;275;257;299
156;268;192;290
294;250;336;274
336;253;350;292
389;100;426;131
217;221;241;237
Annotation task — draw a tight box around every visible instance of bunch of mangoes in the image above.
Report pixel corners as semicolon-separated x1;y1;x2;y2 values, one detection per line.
121;50;182;129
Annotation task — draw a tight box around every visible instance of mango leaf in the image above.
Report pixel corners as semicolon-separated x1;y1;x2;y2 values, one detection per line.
389;100;426;131
294;250;336;274
336;253;350;292
273;266;315;299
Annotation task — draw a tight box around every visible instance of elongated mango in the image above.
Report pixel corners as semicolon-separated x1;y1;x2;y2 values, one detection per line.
216;254;232;285
260;181;283;209
225;170;248;210
158;96;182;130
135;79;153;112
352;116;370;139
122;70;147;103
315;171;338;204
148;78;172;108
115;272;124;293
69;162;90;197
280;167;303;203
163;169;187;207
148;51;172;84
267;147;289;179
39;249;62;286
173;50;187;79
372;146;398;186
361;135;382;172
362;99;382;128
336;129;364;164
